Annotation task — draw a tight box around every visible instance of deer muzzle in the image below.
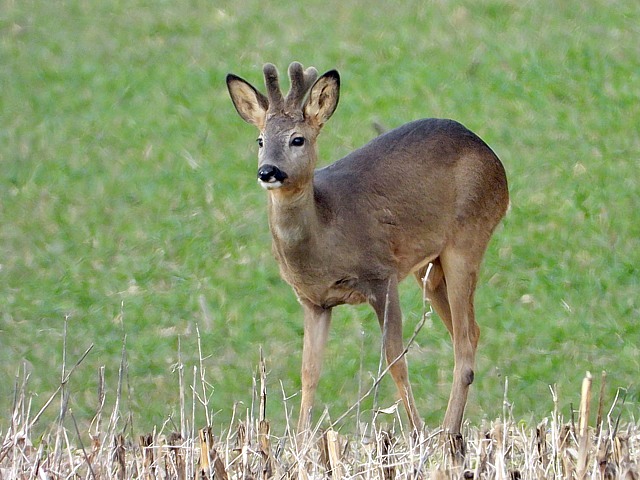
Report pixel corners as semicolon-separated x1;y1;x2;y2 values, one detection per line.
257;164;288;189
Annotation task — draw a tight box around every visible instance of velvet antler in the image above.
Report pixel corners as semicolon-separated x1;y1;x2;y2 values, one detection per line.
263;62;319;116
263;63;285;113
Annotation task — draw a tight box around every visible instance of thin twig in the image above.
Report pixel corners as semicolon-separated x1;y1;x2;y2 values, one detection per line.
331;305;429;428
70;410;97;480
332;266;433;429
196;324;212;427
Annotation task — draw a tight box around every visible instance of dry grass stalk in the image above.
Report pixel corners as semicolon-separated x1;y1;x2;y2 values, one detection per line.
166;432;186;480
2;338;638;480
259;420;274;479
198;426;230;480
379;430;395;480
3;412;639;479
597;371;608;437
139;433;156;480
112;433;126;480
199;427;213;477
212;445;229;480
326;429;345;479
577;371;593;477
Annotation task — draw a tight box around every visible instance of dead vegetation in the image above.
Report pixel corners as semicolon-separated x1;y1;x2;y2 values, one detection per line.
1;334;638;480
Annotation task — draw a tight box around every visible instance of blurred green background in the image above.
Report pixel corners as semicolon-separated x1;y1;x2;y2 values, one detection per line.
1;0;638;435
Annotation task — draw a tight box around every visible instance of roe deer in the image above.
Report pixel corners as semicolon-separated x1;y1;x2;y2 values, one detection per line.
226;62;509;435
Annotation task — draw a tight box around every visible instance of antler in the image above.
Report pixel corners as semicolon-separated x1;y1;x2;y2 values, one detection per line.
263;62;318;115
286;62;318;110
263;63;285;113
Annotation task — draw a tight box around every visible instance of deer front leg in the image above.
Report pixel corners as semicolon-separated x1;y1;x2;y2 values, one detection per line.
371;276;424;433
297;302;332;435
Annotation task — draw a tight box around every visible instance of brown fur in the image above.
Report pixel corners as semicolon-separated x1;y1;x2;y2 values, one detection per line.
226;62;509;435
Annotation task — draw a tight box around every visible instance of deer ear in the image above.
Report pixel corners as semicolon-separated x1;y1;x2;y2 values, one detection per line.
304;70;340;128
226;74;269;129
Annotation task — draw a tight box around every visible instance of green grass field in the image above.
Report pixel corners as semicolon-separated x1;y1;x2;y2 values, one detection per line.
1;0;638;435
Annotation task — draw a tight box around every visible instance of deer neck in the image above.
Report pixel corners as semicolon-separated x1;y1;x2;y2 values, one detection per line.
267;184;320;255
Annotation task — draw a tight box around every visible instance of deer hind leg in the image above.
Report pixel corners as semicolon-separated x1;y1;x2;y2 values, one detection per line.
439;246;483;435
297;302;332;435
415;258;453;337
371;275;424;432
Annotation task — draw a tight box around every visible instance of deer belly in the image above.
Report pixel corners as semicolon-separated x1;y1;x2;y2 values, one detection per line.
291;277;369;309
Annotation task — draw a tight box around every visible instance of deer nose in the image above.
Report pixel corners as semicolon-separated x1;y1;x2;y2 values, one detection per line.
257;164;288;184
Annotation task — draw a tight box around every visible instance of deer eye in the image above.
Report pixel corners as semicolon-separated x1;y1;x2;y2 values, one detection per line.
256;138;264;148
291;136;305;147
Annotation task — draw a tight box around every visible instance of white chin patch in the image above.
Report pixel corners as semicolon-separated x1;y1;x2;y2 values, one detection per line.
258;179;284;190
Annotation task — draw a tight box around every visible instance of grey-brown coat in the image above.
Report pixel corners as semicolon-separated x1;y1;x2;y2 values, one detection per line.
226;62;509;436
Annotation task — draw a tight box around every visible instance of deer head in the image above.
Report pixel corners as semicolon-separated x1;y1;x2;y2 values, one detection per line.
226;62;340;193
